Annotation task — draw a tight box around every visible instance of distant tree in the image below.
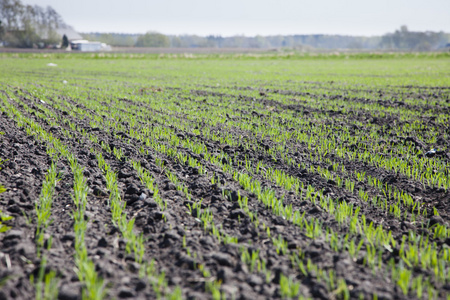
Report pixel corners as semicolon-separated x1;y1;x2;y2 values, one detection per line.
347;40;363;49
380;25;446;50
0;20;4;40
170;36;184;47
205;35;224;48
254;35;267;48
0;0;22;30
62;34;68;47
184;35;210;48
75;28;449;51
135;31;170;47
0;0;65;47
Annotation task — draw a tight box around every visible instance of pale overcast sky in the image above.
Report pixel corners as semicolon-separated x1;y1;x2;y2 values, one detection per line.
21;0;450;36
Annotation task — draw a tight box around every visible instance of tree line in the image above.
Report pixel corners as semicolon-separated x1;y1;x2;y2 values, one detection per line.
83;27;449;50
0;0;448;50
380;26;448;51
0;0;66;48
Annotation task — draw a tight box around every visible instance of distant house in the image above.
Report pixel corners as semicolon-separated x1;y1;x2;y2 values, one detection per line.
56;27;111;51
70;40;111;52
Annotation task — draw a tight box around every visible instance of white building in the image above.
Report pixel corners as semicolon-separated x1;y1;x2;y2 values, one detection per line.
70;40;111;52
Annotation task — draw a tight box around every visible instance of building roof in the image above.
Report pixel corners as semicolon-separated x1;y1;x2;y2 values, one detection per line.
56;27;82;41
71;40;101;45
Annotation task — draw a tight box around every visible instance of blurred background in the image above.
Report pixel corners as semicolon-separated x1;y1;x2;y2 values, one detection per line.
1;0;449;51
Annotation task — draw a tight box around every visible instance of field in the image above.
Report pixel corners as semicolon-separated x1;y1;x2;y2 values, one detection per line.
0;52;449;300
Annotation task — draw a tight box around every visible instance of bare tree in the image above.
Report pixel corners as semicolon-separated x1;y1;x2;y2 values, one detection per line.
0;0;66;47
0;0;23;30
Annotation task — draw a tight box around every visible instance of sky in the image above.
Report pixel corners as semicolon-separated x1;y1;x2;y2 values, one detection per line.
21;0;450;36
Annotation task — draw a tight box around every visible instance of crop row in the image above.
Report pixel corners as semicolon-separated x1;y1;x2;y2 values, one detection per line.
4;85;450;300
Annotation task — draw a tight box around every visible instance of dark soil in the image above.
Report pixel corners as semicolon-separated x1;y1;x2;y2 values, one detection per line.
1;80;449;300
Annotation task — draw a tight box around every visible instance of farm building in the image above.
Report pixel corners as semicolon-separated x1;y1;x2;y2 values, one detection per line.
70;40;111;52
